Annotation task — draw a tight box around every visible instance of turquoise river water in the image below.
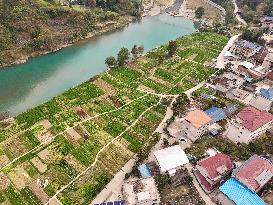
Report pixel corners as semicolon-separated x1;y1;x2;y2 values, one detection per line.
0;13;196;116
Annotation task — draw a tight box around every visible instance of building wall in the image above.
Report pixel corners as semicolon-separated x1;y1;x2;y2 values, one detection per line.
249;95;273;111
225;118;273;144
181;120;207;142
229;46;256;58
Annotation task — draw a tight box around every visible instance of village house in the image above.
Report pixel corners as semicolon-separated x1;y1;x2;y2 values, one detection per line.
225;106;273;144
180;110;212;142
153;145;189;176
229;40;263;59
209;73;244;94
122;177;160;205
263;52;273;70
261;16;273;28
194;153;234;193
233;155;273;192
236;61;268;81
249;87;273;111
219;178;267;205
226;88;253;104
253;48;269;64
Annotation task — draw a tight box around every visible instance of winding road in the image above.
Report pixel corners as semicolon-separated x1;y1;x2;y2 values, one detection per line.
232;0;247;26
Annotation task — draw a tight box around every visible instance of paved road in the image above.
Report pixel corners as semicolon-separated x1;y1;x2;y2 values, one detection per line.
232;0;247;26
216;34;240;69
91;157;137;204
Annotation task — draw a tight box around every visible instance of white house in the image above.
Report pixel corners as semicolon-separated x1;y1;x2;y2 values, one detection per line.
225;107;273;144
153;145;189;176
180;110;212;142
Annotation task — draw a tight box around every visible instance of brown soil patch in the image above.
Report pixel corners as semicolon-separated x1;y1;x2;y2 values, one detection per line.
150;76;173;87
138;84;156;93
64;154;87;173
29;181;49;204
93;78;116;96
49;198;62;205
0;155;10;168
40;119;52;130
36;132;53;143
0;173;11;190
37;148;58;164
188;54;198;61
7;166;30;189
66;128;82;141
30;157;47;173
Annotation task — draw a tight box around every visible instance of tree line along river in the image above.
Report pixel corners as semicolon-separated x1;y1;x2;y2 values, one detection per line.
0;13;196;116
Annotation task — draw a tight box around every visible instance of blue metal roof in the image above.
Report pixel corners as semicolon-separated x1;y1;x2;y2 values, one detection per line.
244;76;253;83
220;178;266;205
260;88;273;100
138;164;152;178
263;16;273;21
201;93;210;99
94;200;125;205
204;107;226;123
225;104;237;114
236;40;262;52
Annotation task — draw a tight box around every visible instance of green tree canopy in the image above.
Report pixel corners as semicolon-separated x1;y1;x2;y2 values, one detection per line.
195;6;205;19
117;47;129;67
105;56;117;69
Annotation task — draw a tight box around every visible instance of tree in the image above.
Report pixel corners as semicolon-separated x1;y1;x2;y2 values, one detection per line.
85;0;96;7
131;45;138;59
195;6;205;19
138;45;144;56
167;40;177;57
105;56;117;69
131;45;144;60
117;47;129;67
224;62;233;71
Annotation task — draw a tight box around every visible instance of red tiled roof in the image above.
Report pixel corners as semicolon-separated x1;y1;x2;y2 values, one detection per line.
199;153;233;179
237;66;260;80
237;107;273;132
235;155;273;191
253;48;269;63
194;170;214;192
267;71;273;81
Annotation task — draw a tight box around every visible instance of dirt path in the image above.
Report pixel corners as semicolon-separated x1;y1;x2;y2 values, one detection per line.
45;98;162;205
91;157;137;204
185;164;217;205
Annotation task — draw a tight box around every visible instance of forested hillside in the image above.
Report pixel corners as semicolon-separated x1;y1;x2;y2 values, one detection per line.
210;0;235;25
0;0;141;67
211;0;273;24
237;0;273;23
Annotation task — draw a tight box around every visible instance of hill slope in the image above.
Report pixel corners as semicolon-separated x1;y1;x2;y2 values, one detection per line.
0;0;141;67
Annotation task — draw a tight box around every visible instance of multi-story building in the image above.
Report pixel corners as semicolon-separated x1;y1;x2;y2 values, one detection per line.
225;107;273;144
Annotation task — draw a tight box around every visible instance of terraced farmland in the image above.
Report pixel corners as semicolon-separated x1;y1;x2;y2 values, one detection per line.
0;32;228;205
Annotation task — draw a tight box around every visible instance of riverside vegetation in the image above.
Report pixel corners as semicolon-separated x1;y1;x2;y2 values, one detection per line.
0;0;141;67
0;32;228;205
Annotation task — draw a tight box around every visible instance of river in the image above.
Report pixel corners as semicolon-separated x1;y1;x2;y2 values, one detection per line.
0;13;196;116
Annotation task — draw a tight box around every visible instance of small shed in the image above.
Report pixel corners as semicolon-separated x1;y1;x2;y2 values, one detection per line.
138;164;152;178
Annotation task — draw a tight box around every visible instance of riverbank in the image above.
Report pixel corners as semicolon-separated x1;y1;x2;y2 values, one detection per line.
0;17;133;69
0;14;196;116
